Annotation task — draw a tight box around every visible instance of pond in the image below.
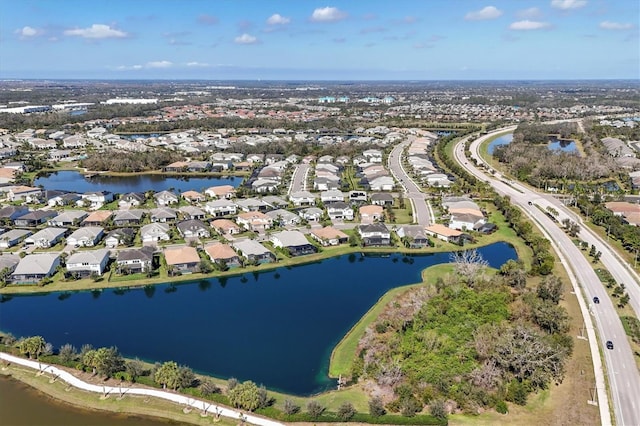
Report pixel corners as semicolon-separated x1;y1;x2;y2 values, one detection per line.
548;138;578;153
0;375;185;426
0;243;517;396
487;133;513;155
35;170;241;195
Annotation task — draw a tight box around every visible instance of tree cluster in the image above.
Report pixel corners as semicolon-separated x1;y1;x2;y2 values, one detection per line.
80;149;183;173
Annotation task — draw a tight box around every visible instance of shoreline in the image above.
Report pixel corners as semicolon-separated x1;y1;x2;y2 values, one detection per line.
0;352;266;426
0;238;516;296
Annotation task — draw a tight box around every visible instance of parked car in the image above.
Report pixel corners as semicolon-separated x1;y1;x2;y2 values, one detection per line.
593;296;600;304
606;340;614;350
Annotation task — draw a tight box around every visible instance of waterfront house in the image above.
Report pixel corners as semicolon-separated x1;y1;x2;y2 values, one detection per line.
66;226;104;247
448;209;486;231
204;243;241;268
358;223;392;247
154;190;179;206
176;219;210;239
66;249;111;277
14;210;57;227
46;191;81;207
140;222;171;244
326;202;354;221
211;219;242;236
396;225;431;248
425;223;463;243
204;199;237;217
81;211;112;227
24;227;67;248
232;239;275;264
310;227;349;246
164;246;201;274
236;211;272;233
119;192;146;208
116;246;155;274
48;210;88;227
11;253;60;284
113;209;146;226
80;191;114;208
359;205;384;224
269;230;317;256
0;229;32;249
150;207;177;223
104;228;136;248
0;253;20;275
178;205;206;220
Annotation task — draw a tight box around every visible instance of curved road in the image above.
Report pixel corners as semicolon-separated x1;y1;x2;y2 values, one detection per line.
454;129;640;426
388;138;433;226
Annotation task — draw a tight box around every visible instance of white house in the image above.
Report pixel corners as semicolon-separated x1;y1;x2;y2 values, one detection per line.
24;227;67;248
66;249;111;276
140;222;171;243
66;227;104;247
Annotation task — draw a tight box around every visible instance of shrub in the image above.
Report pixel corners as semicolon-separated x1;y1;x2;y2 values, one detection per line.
282;399;300;415
369;396;386;417
307;400;325;419
337;402;356;421
429;399;447;420
495;400;508;414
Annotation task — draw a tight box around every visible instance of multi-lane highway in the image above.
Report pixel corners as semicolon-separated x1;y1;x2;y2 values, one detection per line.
453;129;640;426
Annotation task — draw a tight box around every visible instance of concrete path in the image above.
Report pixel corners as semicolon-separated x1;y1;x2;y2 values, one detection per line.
0;352;284;426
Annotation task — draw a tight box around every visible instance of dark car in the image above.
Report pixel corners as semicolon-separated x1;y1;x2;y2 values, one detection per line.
606;340;614;350
593;296;600;304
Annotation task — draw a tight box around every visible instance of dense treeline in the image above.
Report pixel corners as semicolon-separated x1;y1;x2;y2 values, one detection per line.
576;195;640;255
494;122;617;183
80;149;183;172
352;263;572;415
493;195;555;275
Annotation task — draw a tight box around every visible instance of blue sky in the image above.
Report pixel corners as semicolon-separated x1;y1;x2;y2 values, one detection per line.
1;0;638;80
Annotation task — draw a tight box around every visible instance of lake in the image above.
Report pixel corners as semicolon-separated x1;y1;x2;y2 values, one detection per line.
487;133;513;154
0;243;516;396
0;375;184;426
34;170;241;195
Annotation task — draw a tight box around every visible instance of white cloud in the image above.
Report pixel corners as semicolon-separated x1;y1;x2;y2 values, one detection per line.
187;62;210;67
116;64;143;71
551;0;587;10
16;26;39;38
146;60;172;68
132;65;143;70
267;14;290;25
509;20;551;30
234;33;258;44
516;7;542;19
64;24;127;39
599;21;633;30
310;7;347;22
464;6;503;21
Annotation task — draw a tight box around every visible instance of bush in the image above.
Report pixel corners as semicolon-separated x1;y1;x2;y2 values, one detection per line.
282;399;300;415
369;396;386;417
337;402;356;421
495;400;508;414
429;399;447;420
307;400;325;419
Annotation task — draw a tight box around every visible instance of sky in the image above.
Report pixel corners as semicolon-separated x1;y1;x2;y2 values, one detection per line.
1;0;638;80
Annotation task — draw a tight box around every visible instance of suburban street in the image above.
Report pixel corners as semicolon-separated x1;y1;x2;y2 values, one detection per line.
388;138;433;226
288;163;310;194
454;129;640;426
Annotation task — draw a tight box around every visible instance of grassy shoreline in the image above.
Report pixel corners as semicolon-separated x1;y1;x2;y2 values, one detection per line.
0;235;518;296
